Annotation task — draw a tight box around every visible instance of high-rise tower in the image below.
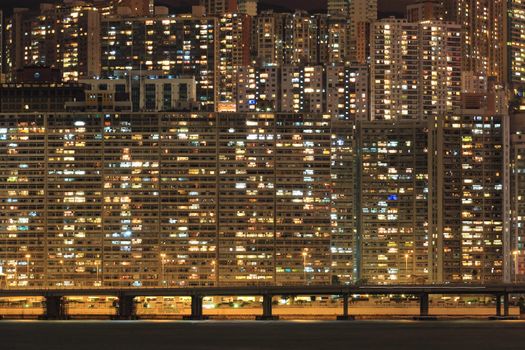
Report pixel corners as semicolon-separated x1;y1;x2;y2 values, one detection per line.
200;0;238;15
443;0;505;85
348;0;377;63
370;18;462;120
327;0;349;18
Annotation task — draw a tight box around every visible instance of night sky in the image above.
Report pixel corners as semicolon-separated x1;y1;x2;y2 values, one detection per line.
0;0;411;14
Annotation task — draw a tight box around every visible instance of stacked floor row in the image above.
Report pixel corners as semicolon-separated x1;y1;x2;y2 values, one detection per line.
0;111;507;287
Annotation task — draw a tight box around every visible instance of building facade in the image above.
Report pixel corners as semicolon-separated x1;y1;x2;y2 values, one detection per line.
429;108;508;283
217;13;252;111
200;0;238;15
510;115;525;282
371;19;462;120
407;1;443;22
356;120;431;284
443;0;505;85
65;76;198;112
236;64;368;120
101;15;217;111
507;0;525;112
0;83;84;112
348;0;377;64
0;112;342;288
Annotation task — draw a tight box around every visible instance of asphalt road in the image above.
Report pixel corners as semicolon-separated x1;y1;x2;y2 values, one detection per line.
1;320;524;350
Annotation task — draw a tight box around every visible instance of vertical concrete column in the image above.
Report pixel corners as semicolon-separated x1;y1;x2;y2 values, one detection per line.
519;298;525;320
413;293;436;320
116;293;136;320
256;294;278;320
496;294;502;317
191;295;203;320
337;294;355;320
503;293;510;317
490;293;517;320
44;296;67;320
192;295;202;319
343;294;349;317
419;293;429;317
262;294;272;318
183;295;208;320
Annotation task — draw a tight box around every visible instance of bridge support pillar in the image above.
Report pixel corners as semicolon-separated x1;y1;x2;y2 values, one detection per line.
337;294;355;320
115;294;137;320
419;293;429;316
42;296;67;320
503;293;510;317
489;293;518;320
183;296;208;320
256;294;278;320
413;293;436;320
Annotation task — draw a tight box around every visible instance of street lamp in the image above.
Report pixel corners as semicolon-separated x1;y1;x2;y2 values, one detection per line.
513;250;520;283
95;260;100;286
404;254;409;282
160;253;167;286
302;249;308;285
25;254;31;285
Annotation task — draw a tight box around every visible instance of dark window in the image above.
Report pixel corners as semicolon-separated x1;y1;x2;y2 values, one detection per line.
145;84;156;110
179;83;188;100
163;84;172;110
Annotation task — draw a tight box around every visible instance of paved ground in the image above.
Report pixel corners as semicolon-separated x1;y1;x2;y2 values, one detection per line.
2;305;518;318
1;320;525;350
